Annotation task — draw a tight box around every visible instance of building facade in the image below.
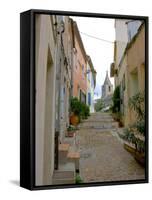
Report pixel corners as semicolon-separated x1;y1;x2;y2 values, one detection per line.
35;14;57;186
72;21;87;104
86;55;96;113
35;15;96;186
35;15;76;186
56;16;74;142
110;19;145;126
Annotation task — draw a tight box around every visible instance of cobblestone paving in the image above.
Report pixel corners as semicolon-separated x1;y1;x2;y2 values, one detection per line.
75;113;145;183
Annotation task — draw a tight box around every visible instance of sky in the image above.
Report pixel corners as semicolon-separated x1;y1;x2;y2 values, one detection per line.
71;16;115;99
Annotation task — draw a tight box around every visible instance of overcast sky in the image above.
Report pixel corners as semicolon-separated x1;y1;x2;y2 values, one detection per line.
71;16;115;99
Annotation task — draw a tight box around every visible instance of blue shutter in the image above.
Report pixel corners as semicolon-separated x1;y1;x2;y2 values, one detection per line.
88;93;91;106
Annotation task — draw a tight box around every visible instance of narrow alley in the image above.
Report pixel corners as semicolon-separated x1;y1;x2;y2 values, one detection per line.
76;112;145;183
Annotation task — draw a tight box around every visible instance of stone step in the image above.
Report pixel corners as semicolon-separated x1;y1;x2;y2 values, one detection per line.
59;143;70;152
52;163;75;185
59;143;80;165
67;152;80;172
59;161;76;172
62;136;76;148
67;152;80;159
81;116;114;120
59;143;70;164
78;122;119;129
80;121;117;125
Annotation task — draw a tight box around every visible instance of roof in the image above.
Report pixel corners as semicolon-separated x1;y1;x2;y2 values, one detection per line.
118;22;145;68
103;71;113;86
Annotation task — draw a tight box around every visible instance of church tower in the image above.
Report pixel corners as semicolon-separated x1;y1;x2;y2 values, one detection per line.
102;71;113;98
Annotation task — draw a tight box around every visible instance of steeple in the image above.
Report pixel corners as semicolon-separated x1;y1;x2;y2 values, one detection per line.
103;71;112;86
102;71;113;98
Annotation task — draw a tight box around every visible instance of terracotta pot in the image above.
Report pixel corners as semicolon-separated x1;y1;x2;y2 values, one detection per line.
67;131;75;137
70;114;79;126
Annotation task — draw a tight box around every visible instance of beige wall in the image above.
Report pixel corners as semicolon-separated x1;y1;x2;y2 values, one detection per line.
115;24;145;126
114;19;129;88
127;25;145;93
117;56;130;125
86;61;95;113
115;19;129;67
35;14;56;186
127;25;145;124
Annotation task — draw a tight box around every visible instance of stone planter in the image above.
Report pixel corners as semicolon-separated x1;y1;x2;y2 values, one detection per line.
134;151;145;166
124;142;136;155
124;142;145;166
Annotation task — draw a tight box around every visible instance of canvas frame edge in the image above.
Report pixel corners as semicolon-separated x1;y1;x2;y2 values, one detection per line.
20;9;149;191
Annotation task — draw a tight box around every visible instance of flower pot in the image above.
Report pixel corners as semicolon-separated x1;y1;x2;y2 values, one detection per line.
67;131;75;137
70;114;79;126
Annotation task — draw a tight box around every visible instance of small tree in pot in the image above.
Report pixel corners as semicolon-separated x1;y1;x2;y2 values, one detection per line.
70;97;82;125
70;97;90;125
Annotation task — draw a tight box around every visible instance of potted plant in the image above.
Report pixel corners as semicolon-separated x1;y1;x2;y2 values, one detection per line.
70;97;82;125
70;97;90;125
120;91;145;166
67;125;76;137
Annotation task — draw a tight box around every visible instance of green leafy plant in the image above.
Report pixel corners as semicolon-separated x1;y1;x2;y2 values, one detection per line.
75;173;83;184
112;86;120;113
121;126;145;153
121;91;145;153
128;91;145;120
70;97;90;119
70;97;82;116
80;103;90;119
67;125;77;131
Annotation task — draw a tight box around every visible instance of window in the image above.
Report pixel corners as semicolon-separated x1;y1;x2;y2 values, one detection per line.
91;76;94;88
88;92;91;105
80;90;86;104
109;86;111;92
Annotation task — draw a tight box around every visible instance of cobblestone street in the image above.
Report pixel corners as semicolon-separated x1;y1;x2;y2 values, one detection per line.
76;112;145;183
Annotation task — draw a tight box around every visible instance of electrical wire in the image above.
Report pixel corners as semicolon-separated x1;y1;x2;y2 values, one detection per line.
80;31;114;44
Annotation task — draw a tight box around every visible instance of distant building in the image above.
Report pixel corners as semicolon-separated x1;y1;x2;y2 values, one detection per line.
86;55;96;113
101;71;113;109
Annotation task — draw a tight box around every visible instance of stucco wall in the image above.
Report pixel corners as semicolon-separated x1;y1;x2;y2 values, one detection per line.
127;25;145;91
35;14;56;186
127;25;145;124
116;24;145;126
86;62;95;113
73;33;87;99
115;19;129;67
